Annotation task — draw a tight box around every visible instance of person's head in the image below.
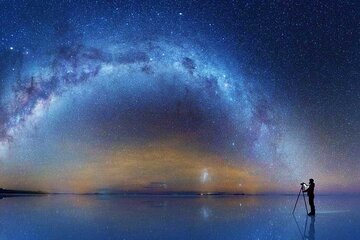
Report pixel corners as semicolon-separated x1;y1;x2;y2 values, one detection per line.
309;178;314;183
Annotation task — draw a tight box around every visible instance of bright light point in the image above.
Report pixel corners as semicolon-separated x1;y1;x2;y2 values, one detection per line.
179;12;183;16
9;46;14;50
200;168;210;184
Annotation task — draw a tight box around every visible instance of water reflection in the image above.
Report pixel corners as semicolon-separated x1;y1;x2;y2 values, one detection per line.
293;215;316;240
0;195;358;239
306;216;315;240
200;206;211;220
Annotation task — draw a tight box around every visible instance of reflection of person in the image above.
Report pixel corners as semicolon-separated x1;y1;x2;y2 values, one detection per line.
305;216;315;240
302;179;315;216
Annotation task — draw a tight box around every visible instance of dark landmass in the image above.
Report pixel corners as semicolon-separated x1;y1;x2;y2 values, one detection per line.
0;188;46;196
79;191;245;196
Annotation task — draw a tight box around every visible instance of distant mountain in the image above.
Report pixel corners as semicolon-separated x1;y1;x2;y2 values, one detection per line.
0;188;46;195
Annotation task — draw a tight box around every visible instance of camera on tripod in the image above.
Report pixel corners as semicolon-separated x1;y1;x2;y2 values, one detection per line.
300;182;308;190
292;182;309;214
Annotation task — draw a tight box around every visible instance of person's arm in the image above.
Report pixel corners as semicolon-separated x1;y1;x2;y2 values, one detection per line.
303;183;314;192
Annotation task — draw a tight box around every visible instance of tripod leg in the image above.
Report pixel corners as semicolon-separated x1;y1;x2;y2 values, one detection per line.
302;191;308;214
292;188;302;214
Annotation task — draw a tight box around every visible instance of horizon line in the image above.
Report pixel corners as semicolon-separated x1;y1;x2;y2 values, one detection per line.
2;188;360;196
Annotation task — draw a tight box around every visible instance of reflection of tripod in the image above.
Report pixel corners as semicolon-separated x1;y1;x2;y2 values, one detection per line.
293;215;315;240
292;185;308;214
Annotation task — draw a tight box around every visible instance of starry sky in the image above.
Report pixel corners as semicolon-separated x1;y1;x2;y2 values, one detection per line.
0;0;359;194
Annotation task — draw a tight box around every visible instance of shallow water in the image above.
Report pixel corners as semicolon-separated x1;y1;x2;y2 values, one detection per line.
0;195;359;239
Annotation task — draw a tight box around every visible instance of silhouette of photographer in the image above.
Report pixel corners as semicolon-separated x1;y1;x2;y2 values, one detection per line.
302;179;315;216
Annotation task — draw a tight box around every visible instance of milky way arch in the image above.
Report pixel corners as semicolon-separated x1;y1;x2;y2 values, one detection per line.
1;39;281;165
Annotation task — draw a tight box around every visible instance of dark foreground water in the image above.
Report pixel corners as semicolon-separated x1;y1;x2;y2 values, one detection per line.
0;195;359;240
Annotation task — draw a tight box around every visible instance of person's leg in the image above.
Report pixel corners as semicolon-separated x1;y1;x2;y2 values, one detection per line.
309;196;315;214
312;196;315;213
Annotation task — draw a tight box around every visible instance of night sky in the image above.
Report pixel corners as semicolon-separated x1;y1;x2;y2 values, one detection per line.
0;0;359;194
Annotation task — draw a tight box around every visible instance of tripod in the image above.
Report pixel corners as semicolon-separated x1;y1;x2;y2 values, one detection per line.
292;186;308;214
